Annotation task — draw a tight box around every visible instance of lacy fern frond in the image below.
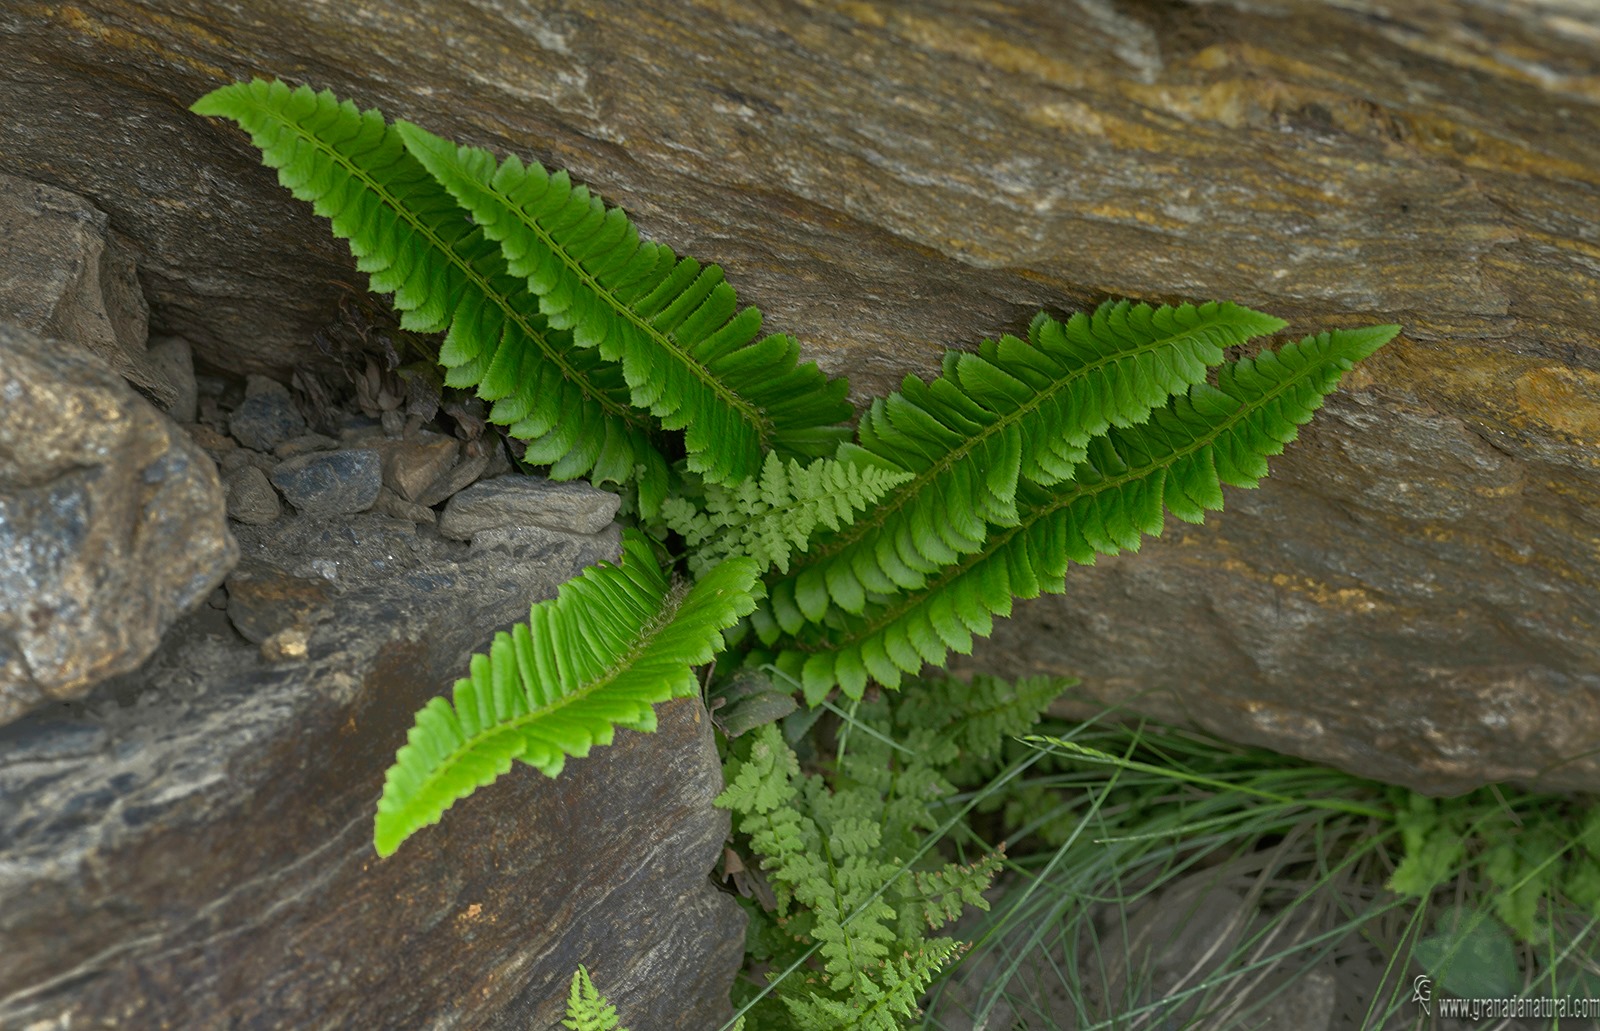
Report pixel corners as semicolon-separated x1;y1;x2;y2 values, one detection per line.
394;123;853;483
191;80;672;509
563;966;629;1031
774;324;1400;701
373;530;759;857
661;452;915;577
753;300;1284;632
781;939;962;1031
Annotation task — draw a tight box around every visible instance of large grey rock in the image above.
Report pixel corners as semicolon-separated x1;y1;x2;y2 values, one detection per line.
0;322;237;727
5;1;1600;793
0;513;744;1029
0;172;175;408
269;448;382;517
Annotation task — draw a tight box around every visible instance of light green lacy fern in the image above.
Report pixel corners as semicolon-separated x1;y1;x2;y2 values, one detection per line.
661;452;914;577
373;530;758;856
563;966;629;1031
718;674;1061;1030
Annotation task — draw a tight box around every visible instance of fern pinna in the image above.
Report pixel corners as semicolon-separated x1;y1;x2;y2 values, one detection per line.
373;530;758;856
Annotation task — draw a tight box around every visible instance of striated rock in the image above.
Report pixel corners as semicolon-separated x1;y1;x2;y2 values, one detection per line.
0;321;237;727
0;513;743;1029
6;1;1600;792
144;335;197;423
440;477;623;541
269;448;382;517
0;171;175;409
222;463;283;525
229;373;307;452
273;431;339;458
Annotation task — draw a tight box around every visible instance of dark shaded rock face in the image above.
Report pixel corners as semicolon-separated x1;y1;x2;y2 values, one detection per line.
0;322;237;725
0;515;744;1029
4;0;1598;792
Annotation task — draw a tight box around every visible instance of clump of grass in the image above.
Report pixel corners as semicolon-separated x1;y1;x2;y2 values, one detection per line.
915;712;1600;1030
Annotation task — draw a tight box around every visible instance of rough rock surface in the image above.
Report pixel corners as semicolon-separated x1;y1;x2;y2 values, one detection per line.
0;513;744;1029
0;171;176;409
0;321;237;727
441;477;625;540
269;448;382;517
4;1;1599;792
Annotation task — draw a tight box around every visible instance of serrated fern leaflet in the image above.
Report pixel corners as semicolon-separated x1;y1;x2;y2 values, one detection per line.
192;80;671;509
759;300;1284;629
770;325;1399;702
373;530;759;857
394;121;853;484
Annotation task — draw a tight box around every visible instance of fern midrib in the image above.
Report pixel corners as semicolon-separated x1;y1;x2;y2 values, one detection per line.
479;175;773;445
250;97;649;432
811;361;1331;653
407;580;690;806
783;321;1224;576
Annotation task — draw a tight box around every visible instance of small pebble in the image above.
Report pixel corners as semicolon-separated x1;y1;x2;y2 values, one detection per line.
224;464;283;525
438;477;621;539
229;375;307;451
269;448;381;518
274;433;339;459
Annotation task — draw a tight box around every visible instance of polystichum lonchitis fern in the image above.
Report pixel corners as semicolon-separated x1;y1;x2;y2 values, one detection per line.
191;79;1399;868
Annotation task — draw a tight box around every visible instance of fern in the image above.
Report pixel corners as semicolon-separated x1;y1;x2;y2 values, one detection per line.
764;325;1400;702
373;530;759;857
563;966;629;1031
661;452;914;577
755;300;1285;629
193;81;655;511
394;122;853;483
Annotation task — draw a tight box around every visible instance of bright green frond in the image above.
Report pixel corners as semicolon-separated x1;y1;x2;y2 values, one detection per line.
191;80;668;509
756;299;1283;633
563;966;628;1031
373;529;759;856
393;122;853;484
662;451;915;578
776;324;1399;702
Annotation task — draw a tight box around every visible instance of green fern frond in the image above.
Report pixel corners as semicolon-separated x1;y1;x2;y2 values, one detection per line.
775;324;1399;701
781;938;962;1031
662;452;915;577
191;80;670;511
374;529;759;856
755;300;1284;631
393;123;853;483
563;966;628;1031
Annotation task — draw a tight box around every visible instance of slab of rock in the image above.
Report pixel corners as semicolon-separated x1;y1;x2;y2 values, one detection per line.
229;374;307;452
144;335;197;423
0;171;176;409
0;321;237;727
440;477;623;541
269;448;382;517
222;463;282;525
8;1;1600;792
0;513;743;1029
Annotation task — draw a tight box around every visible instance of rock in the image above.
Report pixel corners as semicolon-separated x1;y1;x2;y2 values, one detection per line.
0;172;175;408
0;321;237;727
269;449;382;517
228;374;307;451
440;477;623;541
222;464;283;525
9;0;1600;791
273;431;339;458
380;429;460;502
223;563;333;645
218;447;278;477
0;514;742;1029
145;335;198;423
372;484;438;526
415;449;489;508
183;421;235;454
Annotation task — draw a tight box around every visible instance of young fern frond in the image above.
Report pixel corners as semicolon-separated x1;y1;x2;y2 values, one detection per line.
767;325;1400;701
780;938;963;1031
373;530;759;856
394;123;853;483
563;966;629;1031
191;80;671;510
759;300;1285;627
661;452;914;577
